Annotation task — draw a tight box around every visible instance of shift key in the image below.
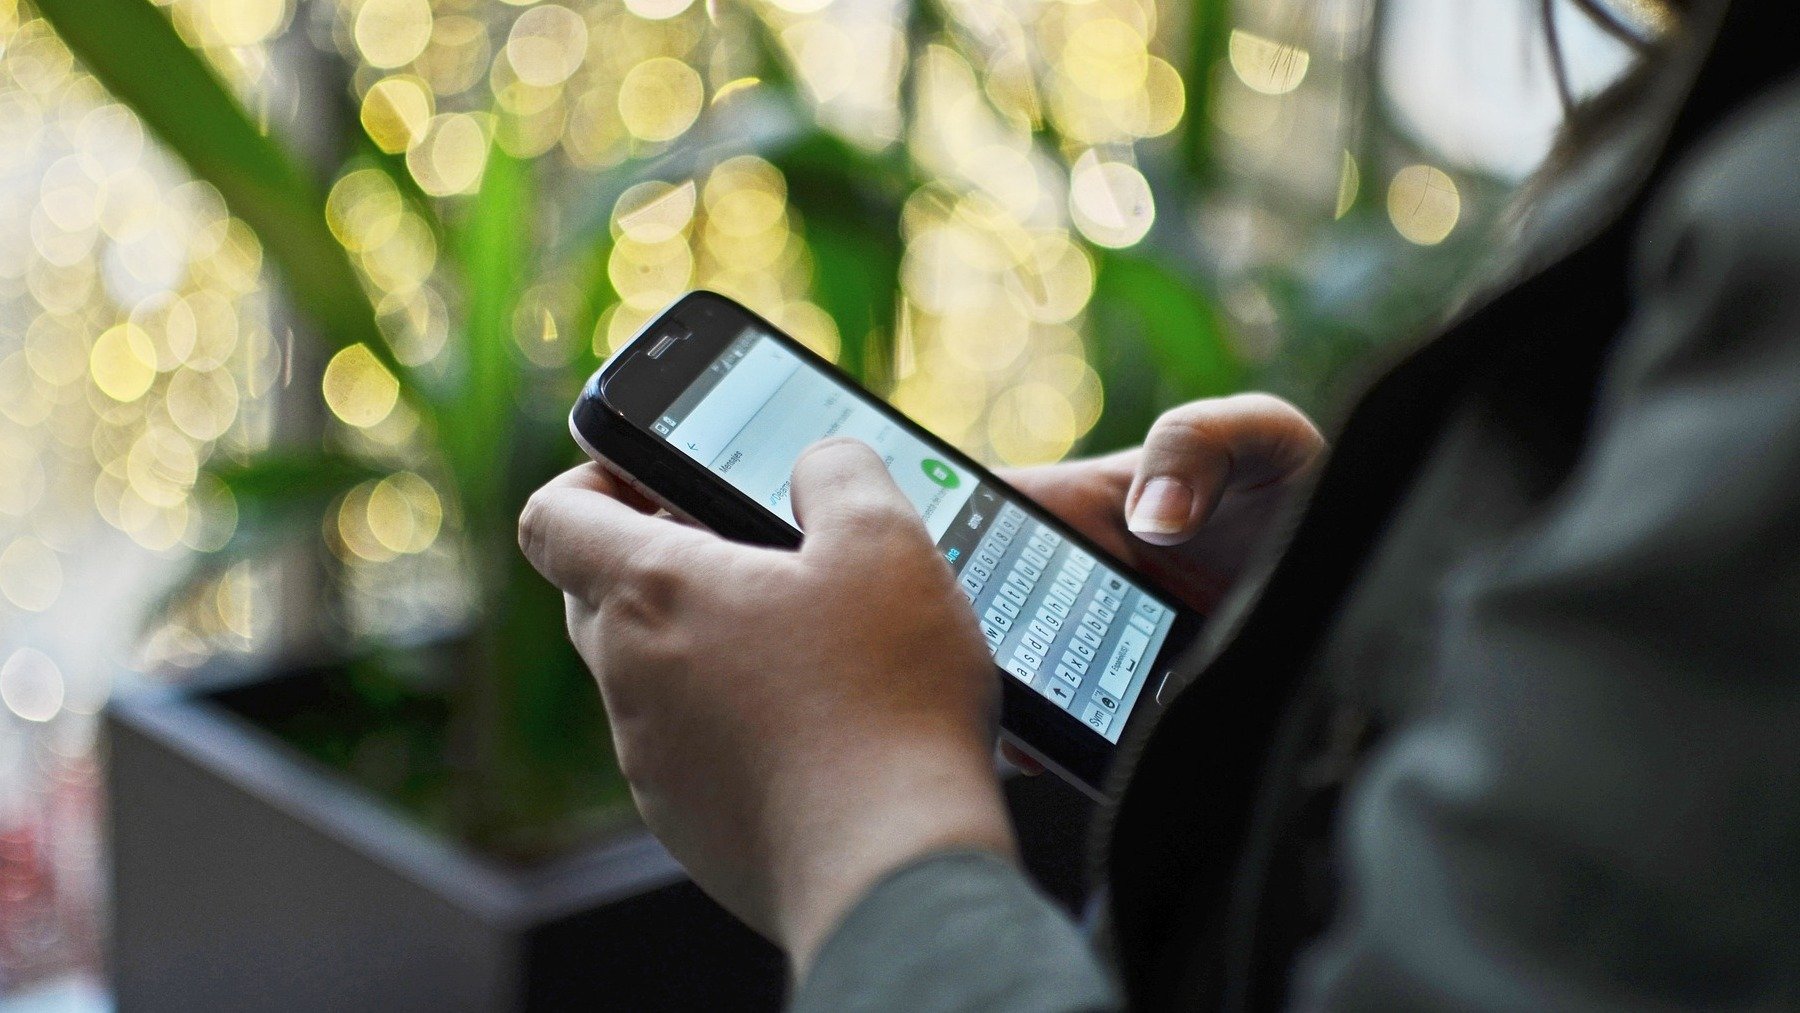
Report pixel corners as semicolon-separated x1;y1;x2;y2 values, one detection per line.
1098;626;1149;697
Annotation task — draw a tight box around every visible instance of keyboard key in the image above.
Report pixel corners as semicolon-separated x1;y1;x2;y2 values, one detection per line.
996;597;1020;618
1080;614;1107;637
992;528;1014;547
1099;625;1149;696
1129;612;1156;636
976;550;1000;569
1039;530;1063;549
968;564;990;582
1102;574;1126;595
1096;591;1123;611
1067;550;1094;571
1016;561;1042;581
1055;664;1083;689
982;624;1004;648
1038;611;1064;632
1075;626;1101;648
1045;681;1076;708
960;573;984;595
1028;619;1055;643
1006;573;1032;594
1081;703;1112;735
1135;598;1162;619
1044;597;1071;618
1054;573;1082;594
1022;548;1049;569
1022;633;1049;656
1004;658;1034;682
1013;646;1043;671
1069;639;1096;661
1061;651;1089;675
985;608;1013;631
1095;691;1119;712
1090;603;1116;624
1000;584;1026;606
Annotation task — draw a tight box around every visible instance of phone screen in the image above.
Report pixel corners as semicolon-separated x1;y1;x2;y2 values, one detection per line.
646;326;1177;742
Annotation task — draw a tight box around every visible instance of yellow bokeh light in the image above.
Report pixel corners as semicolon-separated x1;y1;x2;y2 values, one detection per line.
613;179;697;244
355;0;434;71
204;0;288;47
1228;29;1310;96
1061;19;1148;102
1387;164;1461;246
0;537;61;612
776;302;841;363
988;382;1077;466
505;4;588;88
332;481;396;563
1336;151;1360;219
89;322;157;402
406;112;488;196
321;344;399;428
166;366;240;442
125;426;198;507
365;471;441;554
625;0;695;18
360;76;434;154
617;57;704;143
1123;57;1186;138
326;168;403;252
1068;152;1154;249
609;236;694;310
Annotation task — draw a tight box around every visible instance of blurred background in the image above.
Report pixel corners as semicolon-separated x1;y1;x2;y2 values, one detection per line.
0;0;1652;1004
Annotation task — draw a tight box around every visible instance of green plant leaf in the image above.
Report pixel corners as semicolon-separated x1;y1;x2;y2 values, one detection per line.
770;131;911;387
207;452;386;516
439;136;533;545
1180;0;1234;183
1084;248;1242;451
34;0;417;396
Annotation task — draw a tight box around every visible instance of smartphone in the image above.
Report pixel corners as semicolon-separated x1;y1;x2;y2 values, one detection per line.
569;291;1201;799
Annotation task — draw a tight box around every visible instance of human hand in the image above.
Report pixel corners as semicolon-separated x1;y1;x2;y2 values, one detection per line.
1005;393;1322;614
518;438;1013;973
998;394;1322;773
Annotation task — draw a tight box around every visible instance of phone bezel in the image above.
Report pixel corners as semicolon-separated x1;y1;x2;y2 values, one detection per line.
571;290;1203;798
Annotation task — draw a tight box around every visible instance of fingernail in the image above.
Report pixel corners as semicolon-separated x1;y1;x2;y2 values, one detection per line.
1128;477;1193;537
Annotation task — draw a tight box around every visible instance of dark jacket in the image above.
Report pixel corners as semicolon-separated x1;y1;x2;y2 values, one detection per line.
797;2;1800;1008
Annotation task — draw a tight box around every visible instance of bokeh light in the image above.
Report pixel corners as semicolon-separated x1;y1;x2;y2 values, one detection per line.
1387;163;1461;245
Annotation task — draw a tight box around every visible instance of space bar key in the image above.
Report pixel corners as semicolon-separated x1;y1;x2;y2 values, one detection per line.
1098;626;1148;697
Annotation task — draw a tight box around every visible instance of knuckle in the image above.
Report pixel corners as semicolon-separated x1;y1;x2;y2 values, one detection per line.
599;544;686;628
516;490;553;560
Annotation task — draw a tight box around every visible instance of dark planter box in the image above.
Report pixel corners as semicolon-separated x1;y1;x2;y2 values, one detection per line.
107;664;1096;1011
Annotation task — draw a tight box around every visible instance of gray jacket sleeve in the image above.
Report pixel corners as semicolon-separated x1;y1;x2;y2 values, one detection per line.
1295;84;1800;1008
790;850;1118;1012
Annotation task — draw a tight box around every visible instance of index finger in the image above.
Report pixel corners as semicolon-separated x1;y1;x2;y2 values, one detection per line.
518;463;720;602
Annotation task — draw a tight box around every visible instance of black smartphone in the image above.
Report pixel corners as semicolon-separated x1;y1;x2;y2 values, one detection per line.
570;291;1201;799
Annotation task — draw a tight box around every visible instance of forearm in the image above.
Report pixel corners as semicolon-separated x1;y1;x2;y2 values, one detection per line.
792;849;1118;1012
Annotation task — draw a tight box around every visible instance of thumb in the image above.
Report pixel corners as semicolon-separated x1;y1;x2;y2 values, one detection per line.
1126;394;1322;547
789;437;930;561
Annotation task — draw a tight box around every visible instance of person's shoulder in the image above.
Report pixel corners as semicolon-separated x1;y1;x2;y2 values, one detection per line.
1657;71;1800;245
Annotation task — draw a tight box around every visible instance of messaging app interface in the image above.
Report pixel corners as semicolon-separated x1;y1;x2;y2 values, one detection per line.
655;328;1175;742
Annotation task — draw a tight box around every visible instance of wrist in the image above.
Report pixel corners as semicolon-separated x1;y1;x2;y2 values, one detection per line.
768;735;1015;975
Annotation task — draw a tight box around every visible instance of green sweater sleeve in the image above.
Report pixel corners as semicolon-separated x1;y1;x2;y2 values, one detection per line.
790;850;1119;1012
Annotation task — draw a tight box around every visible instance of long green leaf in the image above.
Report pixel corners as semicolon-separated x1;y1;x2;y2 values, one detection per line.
35;0;416;394
441;138;533;543
770;131;910;387
1083;248;1242;451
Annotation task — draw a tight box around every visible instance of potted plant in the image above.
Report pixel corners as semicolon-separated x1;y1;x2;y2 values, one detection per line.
33;0;1246;1005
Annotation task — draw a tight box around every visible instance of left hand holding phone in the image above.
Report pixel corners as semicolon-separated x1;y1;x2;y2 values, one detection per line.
518;436;1016;974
